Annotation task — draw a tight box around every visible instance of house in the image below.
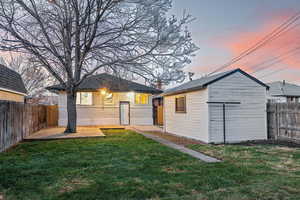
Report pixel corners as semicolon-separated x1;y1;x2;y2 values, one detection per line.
267;81;300;103
0;64;27;102
47;73;162;126
162;68;269;144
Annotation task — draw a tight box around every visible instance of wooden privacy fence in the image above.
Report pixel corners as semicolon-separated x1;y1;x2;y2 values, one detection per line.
0;101;58;152
267;103;300;141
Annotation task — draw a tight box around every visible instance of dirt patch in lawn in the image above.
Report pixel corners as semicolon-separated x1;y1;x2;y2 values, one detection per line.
59;178;92;194
145;131;205;146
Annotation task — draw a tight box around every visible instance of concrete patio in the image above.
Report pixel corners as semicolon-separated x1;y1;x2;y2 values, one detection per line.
24;127;106;141
24;125;163;141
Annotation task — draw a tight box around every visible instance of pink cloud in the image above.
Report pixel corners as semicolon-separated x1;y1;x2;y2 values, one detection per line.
217;11;300;75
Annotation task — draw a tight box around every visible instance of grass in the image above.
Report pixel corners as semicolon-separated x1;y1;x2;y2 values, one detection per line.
0;129;299;200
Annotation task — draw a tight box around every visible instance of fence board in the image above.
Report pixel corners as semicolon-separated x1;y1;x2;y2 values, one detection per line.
267;102;300;141
0;101;58;152
47;105;58;127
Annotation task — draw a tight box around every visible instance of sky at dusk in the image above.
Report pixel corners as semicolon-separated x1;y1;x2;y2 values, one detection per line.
170;0;300;84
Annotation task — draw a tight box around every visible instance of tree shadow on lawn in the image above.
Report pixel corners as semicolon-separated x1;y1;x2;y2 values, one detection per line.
1;130;298;200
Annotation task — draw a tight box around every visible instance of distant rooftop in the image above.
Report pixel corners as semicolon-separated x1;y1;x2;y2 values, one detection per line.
268;81;300;97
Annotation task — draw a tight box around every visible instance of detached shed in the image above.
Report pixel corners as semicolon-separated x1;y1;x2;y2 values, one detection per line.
162;68;269;143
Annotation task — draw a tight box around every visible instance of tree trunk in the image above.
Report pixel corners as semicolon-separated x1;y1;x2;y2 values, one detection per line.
65;89;77;133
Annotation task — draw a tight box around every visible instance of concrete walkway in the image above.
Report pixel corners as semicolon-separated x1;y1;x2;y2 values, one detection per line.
131;128;221;163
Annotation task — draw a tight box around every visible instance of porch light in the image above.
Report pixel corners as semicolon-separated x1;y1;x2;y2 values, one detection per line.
100;88;107;95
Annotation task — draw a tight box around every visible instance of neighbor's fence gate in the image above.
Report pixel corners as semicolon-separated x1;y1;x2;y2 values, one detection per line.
267;103;300;141
0;101;58;152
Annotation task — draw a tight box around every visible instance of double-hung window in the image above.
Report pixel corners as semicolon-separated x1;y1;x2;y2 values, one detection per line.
135;93;149;105
104;92;114;104
76;92;93;105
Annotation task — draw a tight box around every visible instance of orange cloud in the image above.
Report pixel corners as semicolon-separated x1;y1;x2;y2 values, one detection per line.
219;12;300;75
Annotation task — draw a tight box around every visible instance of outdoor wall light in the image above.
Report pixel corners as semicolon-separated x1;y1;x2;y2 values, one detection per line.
100;88;107;95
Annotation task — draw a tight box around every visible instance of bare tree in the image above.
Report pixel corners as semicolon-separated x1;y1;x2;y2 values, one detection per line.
0;54;53;97
0;0;198;133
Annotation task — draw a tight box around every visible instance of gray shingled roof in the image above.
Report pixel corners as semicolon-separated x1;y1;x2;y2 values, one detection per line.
268;81;300;97
163;68;269;96
0;64;27;94
47;73;162;94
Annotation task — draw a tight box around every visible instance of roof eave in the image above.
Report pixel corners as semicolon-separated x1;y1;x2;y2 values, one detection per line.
162;86;206;96
46;87;162;94
0;87;27;96
202;68;270;89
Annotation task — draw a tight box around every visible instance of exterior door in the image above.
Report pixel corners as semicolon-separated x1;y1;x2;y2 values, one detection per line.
120;102;130;125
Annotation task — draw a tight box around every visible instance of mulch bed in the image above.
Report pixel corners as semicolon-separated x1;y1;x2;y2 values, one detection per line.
146;131;300;148
145;131;205;146
233;139;300;148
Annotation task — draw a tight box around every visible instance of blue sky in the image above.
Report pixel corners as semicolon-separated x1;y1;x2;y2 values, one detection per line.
170;0;300;84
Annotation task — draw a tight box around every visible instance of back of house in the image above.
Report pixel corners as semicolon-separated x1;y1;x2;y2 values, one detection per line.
267;81;300;103
47;73;162;126
163;68;269;144
0;64;27;102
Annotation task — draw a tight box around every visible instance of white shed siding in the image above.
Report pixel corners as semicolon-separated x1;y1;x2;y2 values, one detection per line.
164;89;209;142
58;92;153;126
208;72;267;143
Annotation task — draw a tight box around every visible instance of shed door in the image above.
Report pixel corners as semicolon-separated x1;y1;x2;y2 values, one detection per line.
120;102;130;125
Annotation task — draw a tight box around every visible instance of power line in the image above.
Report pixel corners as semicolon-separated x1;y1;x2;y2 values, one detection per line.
258;68;286;79
238;23;300;68
208;11;300;75
251;46;300;73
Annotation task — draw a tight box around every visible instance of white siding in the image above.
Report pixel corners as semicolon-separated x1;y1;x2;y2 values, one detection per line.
208;72;267;143
164;89;209;142
58;92;153;126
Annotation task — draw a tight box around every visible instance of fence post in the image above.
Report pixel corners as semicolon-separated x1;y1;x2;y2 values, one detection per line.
275;104;279;140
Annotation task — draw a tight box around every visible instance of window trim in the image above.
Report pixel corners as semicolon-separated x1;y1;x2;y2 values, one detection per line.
175;96;186;113
76;92;93;106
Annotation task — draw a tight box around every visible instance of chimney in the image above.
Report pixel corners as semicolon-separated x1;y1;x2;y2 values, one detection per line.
283;80;286;86
156;79;162;90
188;72;195;81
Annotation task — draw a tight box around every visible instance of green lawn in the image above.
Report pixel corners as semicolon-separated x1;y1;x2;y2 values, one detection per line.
0;129;300;200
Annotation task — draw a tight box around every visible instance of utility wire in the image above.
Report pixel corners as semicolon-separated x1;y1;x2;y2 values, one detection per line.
251;46;300;73
208;12;300;75
258;68;286;79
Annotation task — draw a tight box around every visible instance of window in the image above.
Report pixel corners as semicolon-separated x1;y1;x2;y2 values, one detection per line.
175;96;186;113
76;92;93;105
104;92;113;104
135;93;149;104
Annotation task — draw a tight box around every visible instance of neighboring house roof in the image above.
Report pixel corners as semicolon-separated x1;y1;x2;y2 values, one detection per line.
267;81;300;97
0;64;27;95
47;73;162;94
162;68;269;96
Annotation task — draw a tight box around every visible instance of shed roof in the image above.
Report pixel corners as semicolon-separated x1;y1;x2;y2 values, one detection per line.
268;81;300;97
162;68;269;96
47;73;162;94
0;64;27;95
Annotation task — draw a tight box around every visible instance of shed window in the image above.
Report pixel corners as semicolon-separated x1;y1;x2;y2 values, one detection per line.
76;92;93;105
175;96;186;113
135;93;149;104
